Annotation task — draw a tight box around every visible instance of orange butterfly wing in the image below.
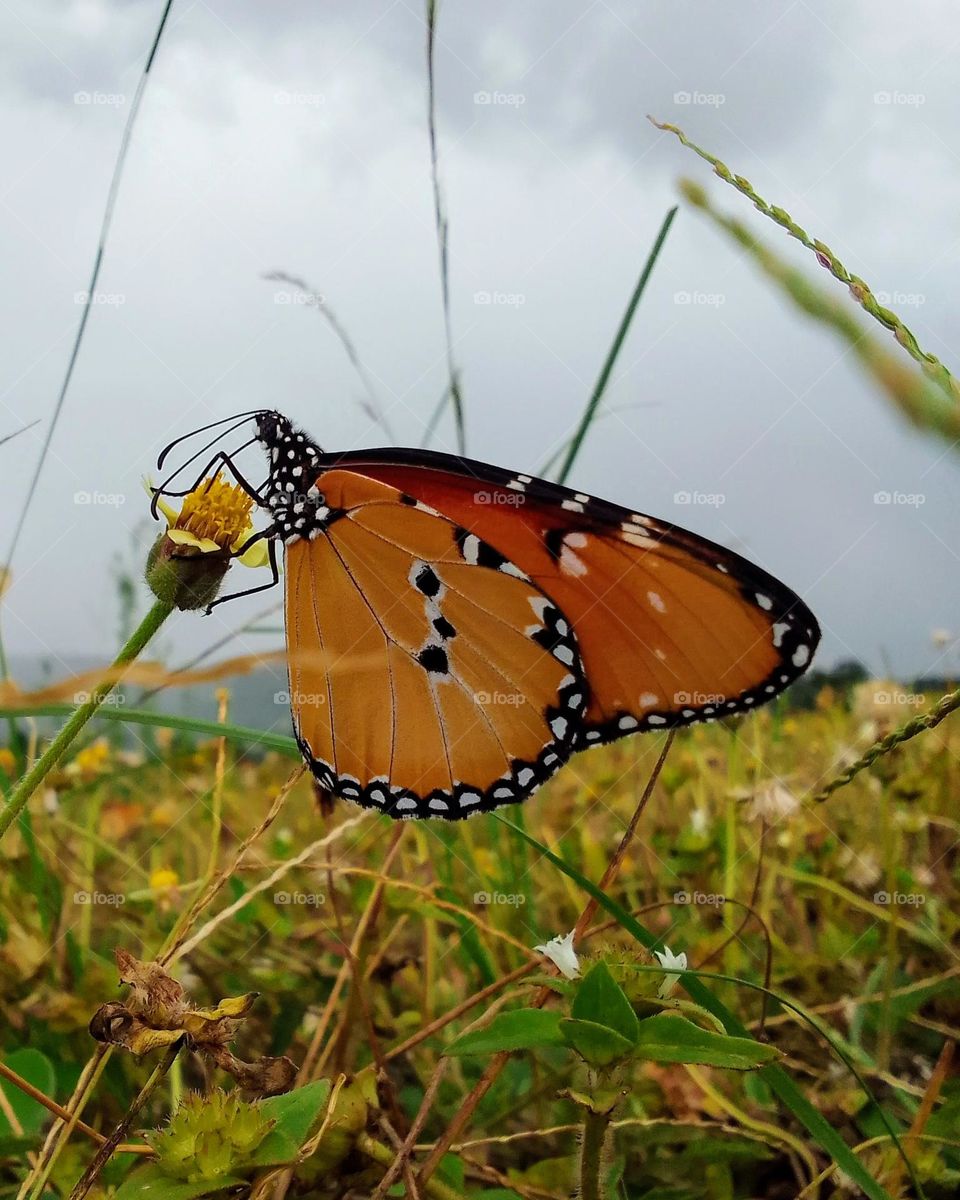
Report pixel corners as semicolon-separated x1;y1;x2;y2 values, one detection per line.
310;450;820;745
284;469;586;818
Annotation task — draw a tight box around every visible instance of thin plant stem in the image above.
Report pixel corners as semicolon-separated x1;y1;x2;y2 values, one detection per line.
67;1038;183;1200
554;206;677;485
814;685;960;801
158;764;306;964
260;271;396;441
21;1047;112;1200
651;116;960;401
424;0;465;453
878;783;899;1073
579;1106;612;1200
679;179;960;447
0;598;174;846
357;1131;465;1200
417;737;675;1186
0;0;176;678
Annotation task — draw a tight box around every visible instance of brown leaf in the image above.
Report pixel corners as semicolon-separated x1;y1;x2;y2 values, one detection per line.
207;1047;297;1097
182;993;259;1048
115;949;186;1028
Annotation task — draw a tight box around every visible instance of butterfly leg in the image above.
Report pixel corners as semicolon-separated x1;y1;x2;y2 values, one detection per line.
151;448;265;517
204;534;280;614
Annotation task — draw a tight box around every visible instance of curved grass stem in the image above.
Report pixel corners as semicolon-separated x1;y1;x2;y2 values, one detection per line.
0;598;174;846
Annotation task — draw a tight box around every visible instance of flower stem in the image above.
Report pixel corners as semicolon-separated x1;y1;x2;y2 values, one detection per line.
356;1132;465;1200
68;1037;183;1200
579;1107;612;1200
0;597;173;845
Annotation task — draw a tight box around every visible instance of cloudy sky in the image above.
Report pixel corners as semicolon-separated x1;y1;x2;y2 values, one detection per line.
1;0;959;684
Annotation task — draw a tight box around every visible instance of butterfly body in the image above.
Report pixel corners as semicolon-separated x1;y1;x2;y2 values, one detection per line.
161;410;821;820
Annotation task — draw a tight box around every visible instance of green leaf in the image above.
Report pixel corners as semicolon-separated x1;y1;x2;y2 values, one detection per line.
113;1164;245;1200
0;1049;56;1136
572;962;639;1044
445;1010;565;1056
634;1013;778;1070
559;1018;635;1066
252;1079;332;1164
494;813;898;1200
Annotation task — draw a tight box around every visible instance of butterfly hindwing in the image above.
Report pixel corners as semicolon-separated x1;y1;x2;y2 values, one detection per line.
284;469;588;818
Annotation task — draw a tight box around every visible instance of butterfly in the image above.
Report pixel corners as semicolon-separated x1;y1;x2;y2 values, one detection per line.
154;410;820;820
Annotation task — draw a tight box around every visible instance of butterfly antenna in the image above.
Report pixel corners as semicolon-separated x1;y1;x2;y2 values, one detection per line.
156;410;265;471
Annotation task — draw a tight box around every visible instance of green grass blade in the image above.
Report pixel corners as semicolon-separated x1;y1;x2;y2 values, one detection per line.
495;813;898;1200
0;703;300;757
554;206;677;485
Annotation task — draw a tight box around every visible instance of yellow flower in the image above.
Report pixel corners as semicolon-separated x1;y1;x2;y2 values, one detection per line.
150;868;180;892
146;474;271;612
70;738;110;777
151;475;269;568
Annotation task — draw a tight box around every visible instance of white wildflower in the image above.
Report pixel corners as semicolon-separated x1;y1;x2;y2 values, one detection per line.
534;930;580;979
745;781;800;824
653;945;688;998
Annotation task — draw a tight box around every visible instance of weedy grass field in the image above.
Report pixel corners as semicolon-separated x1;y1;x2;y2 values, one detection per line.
2;10;959;1196
0;682;957;1199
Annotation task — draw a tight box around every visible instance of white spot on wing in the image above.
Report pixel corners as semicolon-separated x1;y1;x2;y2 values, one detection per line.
647;591;666;613
772;622;791;648
639;692;659;708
